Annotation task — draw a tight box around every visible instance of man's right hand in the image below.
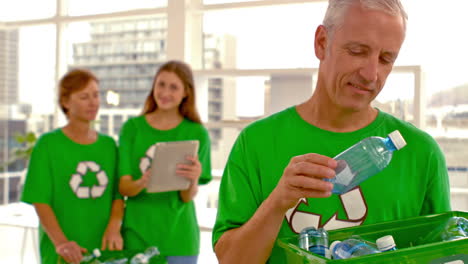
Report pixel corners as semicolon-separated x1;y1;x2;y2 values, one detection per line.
270;153;337;212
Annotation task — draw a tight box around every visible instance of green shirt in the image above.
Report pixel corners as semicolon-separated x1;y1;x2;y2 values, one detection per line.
212;107;451;263
118;116;212;256
21;129;120;264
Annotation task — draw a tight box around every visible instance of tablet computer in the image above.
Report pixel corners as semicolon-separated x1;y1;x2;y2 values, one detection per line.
147;140;199;193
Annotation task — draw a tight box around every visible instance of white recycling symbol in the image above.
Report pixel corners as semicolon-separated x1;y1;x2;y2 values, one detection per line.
69;161;108;199
139;144;157;174
285;187;368;233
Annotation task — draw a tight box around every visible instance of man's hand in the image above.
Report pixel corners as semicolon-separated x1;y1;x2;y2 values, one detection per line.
270;153;337;212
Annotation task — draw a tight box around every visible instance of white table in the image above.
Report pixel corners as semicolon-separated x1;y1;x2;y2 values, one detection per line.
0;202;39;264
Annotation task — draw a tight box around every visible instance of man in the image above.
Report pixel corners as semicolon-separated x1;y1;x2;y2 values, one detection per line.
212;0;451;263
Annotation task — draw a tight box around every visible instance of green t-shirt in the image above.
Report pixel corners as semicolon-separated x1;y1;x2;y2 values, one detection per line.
118;116;212;256
21;129;120;264
212;107;451;263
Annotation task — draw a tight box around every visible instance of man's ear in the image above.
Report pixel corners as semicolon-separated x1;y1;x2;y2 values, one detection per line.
314;25;328;60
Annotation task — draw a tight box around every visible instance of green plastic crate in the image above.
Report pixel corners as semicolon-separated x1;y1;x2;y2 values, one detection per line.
98;249;167;264
277;211;468;264
58;249;167;264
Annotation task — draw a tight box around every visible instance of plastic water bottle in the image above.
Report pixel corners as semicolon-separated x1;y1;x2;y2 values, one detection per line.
81;248;101;263
130;246;160;264
298;227;330;258
418;216;468;245
442;217;468;241
376;235;397;252
101;258;128;264
326;130;406;194
330;238;381;259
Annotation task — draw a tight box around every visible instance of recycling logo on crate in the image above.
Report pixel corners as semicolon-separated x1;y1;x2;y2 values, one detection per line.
69;161;108;199
139;144;157;173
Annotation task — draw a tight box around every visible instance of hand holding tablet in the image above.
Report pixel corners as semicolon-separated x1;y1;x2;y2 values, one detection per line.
146;140;199;193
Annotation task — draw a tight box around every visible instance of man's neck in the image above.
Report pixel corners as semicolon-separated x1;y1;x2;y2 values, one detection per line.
296;97;378;133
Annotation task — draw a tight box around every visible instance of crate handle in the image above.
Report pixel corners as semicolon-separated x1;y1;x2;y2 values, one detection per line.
429;254;468;264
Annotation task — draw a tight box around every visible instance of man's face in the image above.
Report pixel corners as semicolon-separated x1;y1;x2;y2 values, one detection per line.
315;4;406;112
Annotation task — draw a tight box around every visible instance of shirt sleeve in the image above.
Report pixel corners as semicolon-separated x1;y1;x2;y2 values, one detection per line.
118;118;136;178
420;139;452;215
21;135;53;205
198;126;212;185
109;138;123;200
212;129;263;248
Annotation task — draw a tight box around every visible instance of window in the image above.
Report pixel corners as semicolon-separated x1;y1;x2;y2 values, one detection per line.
373;72;415;122
0;0;55;21
99;115;109;134
113;115;123;136
202;3;327;69
67;0;167;16
2;1;468;263
67;18;166;113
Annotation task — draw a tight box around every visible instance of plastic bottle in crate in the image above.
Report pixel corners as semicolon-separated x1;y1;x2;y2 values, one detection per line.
298;227;330;258
376;235;397;252
81;248;101;263
330;238;381;259
418;216;468;245
325;130;406;194
130;246;160;264
101;258;128;264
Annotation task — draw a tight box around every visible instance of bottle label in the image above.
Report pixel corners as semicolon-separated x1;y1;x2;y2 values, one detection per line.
347;242;367;256
334;160;355;186
309;245;328;258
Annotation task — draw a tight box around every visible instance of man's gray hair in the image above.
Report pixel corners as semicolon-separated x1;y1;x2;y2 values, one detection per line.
323;0;408;35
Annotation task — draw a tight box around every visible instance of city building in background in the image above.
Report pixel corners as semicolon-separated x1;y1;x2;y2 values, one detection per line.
0;29;26;174
71;17;168;109
69;18;238;149
0;120;26;204
0;29;19;108
0;120;25;172
69;16;168;138
203;34;237;149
